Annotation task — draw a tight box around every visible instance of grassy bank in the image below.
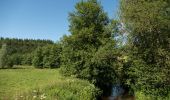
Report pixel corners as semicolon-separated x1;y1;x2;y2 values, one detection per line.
0;66;99;100
135;91;170;100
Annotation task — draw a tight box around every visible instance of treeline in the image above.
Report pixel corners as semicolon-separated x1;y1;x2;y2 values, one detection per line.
0;0;169;99
0;38;54;67
0;37;53;54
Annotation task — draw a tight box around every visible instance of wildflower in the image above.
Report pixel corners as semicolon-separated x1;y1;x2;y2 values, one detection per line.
33;95;37;98
33;90;37;93
40;93;46;99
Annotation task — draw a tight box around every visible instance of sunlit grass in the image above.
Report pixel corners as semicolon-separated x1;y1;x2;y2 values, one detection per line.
0;66;99;100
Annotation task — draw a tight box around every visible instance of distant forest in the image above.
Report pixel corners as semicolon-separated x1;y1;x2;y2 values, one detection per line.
0;37;55;67
0;37;54;54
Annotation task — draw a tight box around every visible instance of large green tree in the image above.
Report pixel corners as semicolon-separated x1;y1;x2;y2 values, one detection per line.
61;0;119;94
120;0;170;97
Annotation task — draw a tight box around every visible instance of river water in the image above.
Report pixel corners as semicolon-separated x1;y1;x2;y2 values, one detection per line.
101;84;135;100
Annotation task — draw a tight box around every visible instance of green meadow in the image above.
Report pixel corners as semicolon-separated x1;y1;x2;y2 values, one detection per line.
0;66;99;100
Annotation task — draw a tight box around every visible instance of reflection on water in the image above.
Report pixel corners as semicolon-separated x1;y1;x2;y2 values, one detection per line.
111;84;124;97
101;84;135;100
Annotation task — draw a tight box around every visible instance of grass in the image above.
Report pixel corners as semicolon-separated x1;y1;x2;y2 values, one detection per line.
135;91;170;100
0;66;99;100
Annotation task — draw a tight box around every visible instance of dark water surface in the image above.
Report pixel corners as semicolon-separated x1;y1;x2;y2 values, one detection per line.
101;84;135;100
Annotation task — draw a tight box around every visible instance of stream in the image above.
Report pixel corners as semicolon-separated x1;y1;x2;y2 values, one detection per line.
101;84;135;100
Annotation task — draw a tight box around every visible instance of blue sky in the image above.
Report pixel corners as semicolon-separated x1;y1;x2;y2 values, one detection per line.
0;0;119;41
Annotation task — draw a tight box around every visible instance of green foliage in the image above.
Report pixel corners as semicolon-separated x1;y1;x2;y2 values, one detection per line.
6;56;14;68
0;44;7;68
4;53;24;68
61;0;110;76
32;44;62;68
22;53;33;65
90;41;119;86
19;79;100;100
120;0;170;97
42;44;62;68
0;37;54;68
10;54;23;65
135;91;170;100
60;0;120;94
32;47;44;68
0;37;53;55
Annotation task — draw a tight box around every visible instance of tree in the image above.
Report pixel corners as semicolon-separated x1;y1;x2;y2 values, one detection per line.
120;0;170;97
22;53;33;65
60;0;119;94
42;44;62;68
0;44;7;68
32;47;43;68
32;44;62;68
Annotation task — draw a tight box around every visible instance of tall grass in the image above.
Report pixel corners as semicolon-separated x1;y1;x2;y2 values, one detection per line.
0;66;99;100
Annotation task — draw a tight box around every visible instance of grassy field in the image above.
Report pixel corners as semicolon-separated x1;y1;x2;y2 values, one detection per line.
0;66;99;100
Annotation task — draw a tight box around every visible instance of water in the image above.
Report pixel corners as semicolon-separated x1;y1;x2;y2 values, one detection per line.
111;84;125;98
101;84;135;100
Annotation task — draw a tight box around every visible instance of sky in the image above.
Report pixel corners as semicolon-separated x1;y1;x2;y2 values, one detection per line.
0;0;119;42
